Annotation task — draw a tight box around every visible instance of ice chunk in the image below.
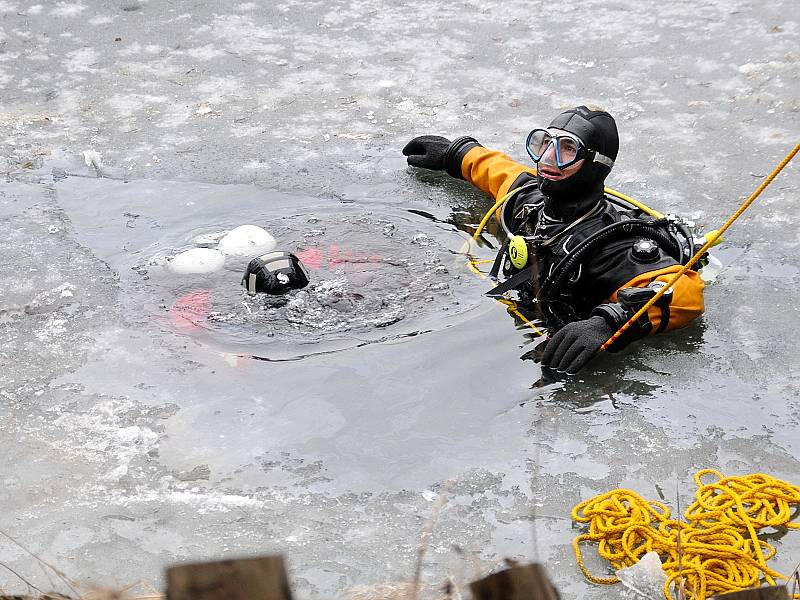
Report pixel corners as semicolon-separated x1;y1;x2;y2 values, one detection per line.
168;248;226;274
699;253;723;283
192;231;227;247
83;149;103;168
218;225;277;257
615;551;669;599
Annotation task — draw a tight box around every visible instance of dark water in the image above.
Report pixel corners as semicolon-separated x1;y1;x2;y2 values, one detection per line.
57;177;500;360
1;0;798;592
1;166;798;599
11;171;785;600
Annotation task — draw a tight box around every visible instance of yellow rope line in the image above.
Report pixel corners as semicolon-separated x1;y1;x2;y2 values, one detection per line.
600;142;800;352
572;470;800;599
466;254;544;335
495;297;544;335
465;256;487;279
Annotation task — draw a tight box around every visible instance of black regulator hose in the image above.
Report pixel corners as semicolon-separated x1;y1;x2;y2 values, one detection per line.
539;219;682;307
674;221;695;263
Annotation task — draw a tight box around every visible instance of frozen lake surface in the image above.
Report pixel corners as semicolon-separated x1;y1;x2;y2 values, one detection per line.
1;0;799;598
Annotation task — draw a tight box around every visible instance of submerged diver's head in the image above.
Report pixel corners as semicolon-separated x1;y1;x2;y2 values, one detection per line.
526;106;619;220
242;251;310;295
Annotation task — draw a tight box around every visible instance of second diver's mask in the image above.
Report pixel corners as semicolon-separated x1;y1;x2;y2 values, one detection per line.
242;251;310;295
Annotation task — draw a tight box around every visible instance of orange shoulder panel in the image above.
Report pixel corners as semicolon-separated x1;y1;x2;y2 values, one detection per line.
609;265;705;333
460;146;536;200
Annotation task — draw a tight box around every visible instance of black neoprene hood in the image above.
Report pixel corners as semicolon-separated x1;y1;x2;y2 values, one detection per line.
536;106;620;220
548;106;619;162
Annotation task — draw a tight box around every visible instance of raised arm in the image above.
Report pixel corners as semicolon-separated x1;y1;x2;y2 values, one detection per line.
403;136;535;200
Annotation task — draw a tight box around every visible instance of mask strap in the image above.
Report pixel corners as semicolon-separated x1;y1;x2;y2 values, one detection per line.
593;152;614;168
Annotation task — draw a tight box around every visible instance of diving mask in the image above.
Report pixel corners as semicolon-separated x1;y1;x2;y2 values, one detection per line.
526;128;615;170
242;251;310;295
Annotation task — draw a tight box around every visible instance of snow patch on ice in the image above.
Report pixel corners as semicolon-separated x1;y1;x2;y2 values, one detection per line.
34;316;68;342
121;488;266;513
49;399;160;481
52;1;87;17
107;93;169;118
186;44;227;60
64;47;101;73
89;14;115;25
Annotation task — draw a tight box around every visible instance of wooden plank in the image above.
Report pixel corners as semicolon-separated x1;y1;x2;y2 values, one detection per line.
711;586;789;600
167;555;292;600
0;596;73;600
469;563;560;600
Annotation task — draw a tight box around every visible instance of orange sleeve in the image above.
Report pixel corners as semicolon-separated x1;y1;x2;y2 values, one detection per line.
460;146;536;200
608;265;705;333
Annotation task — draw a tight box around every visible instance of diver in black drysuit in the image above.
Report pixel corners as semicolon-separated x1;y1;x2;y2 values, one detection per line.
403;106;705;374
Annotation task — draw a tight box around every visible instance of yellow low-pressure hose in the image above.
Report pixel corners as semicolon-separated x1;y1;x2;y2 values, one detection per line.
472;191;514;241
604;187;664;219
471;185;664;241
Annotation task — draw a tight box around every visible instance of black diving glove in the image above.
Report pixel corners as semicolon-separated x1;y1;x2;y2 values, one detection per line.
540;316;615;374
402;135;452;170
403;135;482;178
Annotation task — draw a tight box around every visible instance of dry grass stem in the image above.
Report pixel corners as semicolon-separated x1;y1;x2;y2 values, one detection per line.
0;531;80;599
411;482;453;600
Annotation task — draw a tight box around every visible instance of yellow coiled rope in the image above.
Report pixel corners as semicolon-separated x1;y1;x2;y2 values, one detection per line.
572;470;800;600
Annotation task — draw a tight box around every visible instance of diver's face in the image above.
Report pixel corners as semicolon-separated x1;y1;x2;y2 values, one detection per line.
536;128;585;181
